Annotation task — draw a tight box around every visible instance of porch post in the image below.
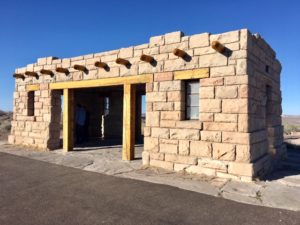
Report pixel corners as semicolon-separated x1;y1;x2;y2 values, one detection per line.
122;84;136;160
63;88;74;152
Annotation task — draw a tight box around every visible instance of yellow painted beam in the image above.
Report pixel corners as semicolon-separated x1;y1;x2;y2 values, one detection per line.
26;84;40;91
122;84;136;161
50;74;153;90
174;68;209;80
63;89;74;153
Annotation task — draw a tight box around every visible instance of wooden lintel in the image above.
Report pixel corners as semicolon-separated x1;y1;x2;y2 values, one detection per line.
122;84;136;161
26;84;40;91
174;68;209;80
49;74;153;90
63;89;74;153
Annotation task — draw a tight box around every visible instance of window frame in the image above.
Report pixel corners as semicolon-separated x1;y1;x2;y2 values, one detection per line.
27;91;35;117
185;80;199;120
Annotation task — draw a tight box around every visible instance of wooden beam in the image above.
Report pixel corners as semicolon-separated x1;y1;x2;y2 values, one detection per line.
49;74;153;90
212;41;225;53
74;64;88;73
56;67;69;75
94;61;108;70
25;71;38;78
40;69;54;76
140;54;154;64
122;84;136;161
26;84;40;91
174;68;209;80
116;58;131;67
13;73;25;80
63;89;74;153
173;48;187;58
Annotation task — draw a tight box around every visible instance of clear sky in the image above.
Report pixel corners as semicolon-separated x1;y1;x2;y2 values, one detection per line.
0;0;299;115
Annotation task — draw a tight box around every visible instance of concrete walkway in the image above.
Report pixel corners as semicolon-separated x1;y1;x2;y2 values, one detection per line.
1;141;300;211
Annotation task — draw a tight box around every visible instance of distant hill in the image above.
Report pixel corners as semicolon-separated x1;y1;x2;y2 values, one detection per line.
282;115;300;135
0;110;12;140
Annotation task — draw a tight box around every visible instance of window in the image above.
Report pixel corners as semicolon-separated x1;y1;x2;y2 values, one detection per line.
27;91;35;116
104;97;110;116
185;81;199;120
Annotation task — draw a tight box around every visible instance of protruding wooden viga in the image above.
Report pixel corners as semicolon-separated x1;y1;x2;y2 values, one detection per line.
212;41;225;53
140;54;154;64
173;48;187;58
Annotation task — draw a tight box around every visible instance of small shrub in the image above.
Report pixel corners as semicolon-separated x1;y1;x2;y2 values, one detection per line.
284;124;300;135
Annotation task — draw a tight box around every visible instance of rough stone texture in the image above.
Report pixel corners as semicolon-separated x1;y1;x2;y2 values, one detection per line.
10;29;285;181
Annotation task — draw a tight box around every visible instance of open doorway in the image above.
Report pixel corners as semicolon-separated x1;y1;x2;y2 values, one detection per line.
60;84;145;159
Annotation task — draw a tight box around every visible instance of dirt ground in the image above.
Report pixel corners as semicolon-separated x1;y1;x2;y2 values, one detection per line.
0;110;12;141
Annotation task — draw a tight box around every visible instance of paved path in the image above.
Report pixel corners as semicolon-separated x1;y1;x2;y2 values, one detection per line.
1;152;300;225
1;141;300;211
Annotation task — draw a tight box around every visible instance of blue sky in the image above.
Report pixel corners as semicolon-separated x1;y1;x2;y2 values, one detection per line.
0;0;299;115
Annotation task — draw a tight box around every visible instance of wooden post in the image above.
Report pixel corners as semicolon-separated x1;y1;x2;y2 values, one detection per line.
122;84;136;160
63;89;74;153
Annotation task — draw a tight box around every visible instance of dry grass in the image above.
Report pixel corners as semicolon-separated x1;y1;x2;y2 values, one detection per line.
0;110;12;140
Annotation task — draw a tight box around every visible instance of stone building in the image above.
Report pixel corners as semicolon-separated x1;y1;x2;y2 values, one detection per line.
8;29;286;181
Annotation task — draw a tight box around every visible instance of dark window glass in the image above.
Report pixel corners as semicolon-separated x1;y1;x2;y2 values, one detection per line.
28;91;34;116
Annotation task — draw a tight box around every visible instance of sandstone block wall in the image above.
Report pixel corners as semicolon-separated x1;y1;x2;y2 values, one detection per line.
8;29;285;181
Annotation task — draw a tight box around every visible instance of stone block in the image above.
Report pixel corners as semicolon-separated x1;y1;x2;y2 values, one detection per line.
198;158;228;172
199;54;227;67
147;92;166;102
228;162;254;176
222;132;250;145
176;120;202;129
37;57;47;65
174;163;189;172
215;86;238;99
160;120;176;128
144;137;159;152
159;143;178;154
225;75;248;85
212;143;236;161
190;141;212;157
185;166;216;176
222;99;248;113
153;102;174;111
214;113;237;123
119;47;133;58
200;77;224;86
149;152;165;161
161;111;181;120
211;66;235;77
165;31;183;44
200;131;221;142
238;114;249;132
236;59;247;75
167;91;182;102
170;129;200;140
146;112;160;127
210;30;239;44
151;127;169;138
199;113;214;122
179;140;189;155
189;33;210;48
203;122;237;132
150;159;173;170
149;35;164;47
165;154;197;165
200;99;221;113
154;72;173;81
159;81;182;91
235;145;251;162
200;86;214;99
